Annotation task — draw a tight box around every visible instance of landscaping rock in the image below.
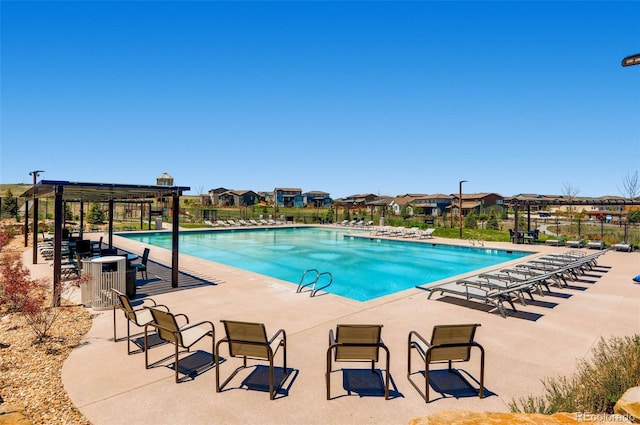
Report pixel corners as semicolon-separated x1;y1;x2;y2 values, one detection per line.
0;404;32;425
614;387;640;423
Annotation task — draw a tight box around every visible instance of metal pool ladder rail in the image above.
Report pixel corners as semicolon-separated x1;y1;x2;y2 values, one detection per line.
296;269;333;297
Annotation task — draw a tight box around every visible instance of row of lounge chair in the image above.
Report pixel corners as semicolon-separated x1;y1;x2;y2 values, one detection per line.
205;218;281;227
337;219;373;228
371;226;435;239
420;249;609;318
112;289;484;402
544;238;633;252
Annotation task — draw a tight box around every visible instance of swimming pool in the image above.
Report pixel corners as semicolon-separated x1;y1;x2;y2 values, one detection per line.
122;227;531;302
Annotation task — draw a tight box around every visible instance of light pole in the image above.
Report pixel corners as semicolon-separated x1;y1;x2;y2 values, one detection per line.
459;180;467;239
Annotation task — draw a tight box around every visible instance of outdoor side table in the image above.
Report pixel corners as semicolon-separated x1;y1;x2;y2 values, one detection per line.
81;255;126;310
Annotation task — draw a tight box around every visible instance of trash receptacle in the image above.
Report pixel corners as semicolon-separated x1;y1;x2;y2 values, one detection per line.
126;268;136;298
155;217;163;230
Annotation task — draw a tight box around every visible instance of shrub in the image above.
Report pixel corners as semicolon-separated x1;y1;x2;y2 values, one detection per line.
509;334;640;414
0;233;87;343
0;226;17;250
486;214;500;230
464;212;478;229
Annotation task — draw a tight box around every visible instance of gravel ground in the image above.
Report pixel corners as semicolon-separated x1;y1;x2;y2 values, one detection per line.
1;235;93;425
0;305;92;424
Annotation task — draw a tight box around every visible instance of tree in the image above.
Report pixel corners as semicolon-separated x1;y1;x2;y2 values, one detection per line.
486;213;500;230
1;189;18;218
400;204;410;220
325;205;335;223
64;204;73;221
562;182;581;223
628;209;640;223
463;212;478;229
87;203;106;224
618;171;639;200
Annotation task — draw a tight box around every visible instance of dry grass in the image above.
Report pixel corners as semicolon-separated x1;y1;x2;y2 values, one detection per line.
509;334;640;414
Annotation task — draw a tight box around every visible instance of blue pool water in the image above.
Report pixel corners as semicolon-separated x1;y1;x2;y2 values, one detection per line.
122;227;531;302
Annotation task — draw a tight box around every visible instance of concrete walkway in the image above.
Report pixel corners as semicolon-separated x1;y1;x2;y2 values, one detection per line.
27;231;640;425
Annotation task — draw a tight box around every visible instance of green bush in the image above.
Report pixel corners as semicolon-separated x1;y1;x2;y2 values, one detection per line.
509;334;640;414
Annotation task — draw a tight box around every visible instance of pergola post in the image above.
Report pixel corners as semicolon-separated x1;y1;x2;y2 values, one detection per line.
53;185;63;307
32;198;39;263
108;199;114;249
513;204;519;244
172;193;180;288
79;200;84;239
24;199;29;248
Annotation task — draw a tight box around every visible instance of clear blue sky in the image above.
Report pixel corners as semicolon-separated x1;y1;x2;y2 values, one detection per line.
1;1;639;199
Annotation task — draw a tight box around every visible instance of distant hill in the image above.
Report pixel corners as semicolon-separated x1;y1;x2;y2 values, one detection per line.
0;184;31;197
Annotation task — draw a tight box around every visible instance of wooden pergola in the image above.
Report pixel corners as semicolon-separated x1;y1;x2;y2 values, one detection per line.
20;180;190;305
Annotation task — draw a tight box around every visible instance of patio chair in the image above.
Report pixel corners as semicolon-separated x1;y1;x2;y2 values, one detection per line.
131;248;149;280
145;308;215;383
91;236;103;255
326;324;390;400
215;320;288;399
408;323;484;402
111;289;170;355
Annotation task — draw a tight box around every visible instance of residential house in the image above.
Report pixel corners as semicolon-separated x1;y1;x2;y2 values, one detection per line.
218;190;259;207
205;187;229;206
411;194;452;217
449;193;505;217
389;194;427;216
303;191;332;207
275;188;303;208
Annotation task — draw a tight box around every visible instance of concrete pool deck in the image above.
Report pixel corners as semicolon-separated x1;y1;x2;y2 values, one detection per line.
29;230;640;424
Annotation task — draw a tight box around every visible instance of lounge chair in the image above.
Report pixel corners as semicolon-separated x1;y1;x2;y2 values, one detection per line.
566;239;586;248
204;220;216;227
217;220;230;227
326;324;390;400
112;289;170;354
544;238;565;246
408;324;484;402
613;242;633;252
457;276;534;305
249;219;261;226
418;228;435;239
403;227;420;238
145;308;215;383
587;240;606;250
422;281;518;318
227;219;240;226
215;320;288;399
